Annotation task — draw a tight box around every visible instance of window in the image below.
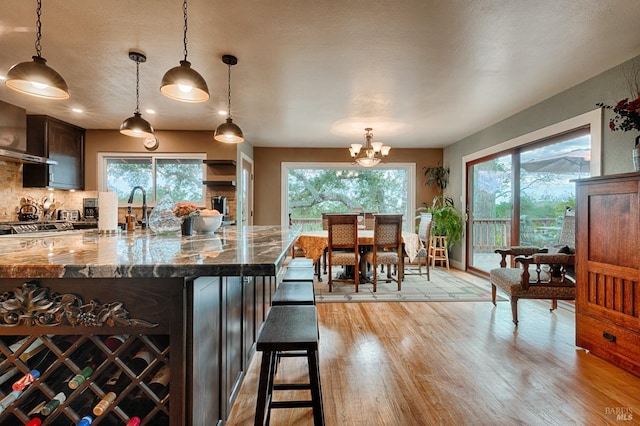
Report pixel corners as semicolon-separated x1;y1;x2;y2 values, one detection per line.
98;153;206;205
282;162;415;231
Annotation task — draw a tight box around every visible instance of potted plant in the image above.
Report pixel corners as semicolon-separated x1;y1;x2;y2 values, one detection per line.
421;164;465;250
423;163;449;196
427;196;465;249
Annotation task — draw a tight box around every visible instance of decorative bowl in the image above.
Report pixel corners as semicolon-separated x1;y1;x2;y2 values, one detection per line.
193;214;223;233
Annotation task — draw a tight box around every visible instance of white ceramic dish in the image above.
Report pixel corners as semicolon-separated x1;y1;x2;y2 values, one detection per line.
194;215;223;233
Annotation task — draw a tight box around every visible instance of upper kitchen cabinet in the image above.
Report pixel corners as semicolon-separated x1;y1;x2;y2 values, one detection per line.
23;115;85;190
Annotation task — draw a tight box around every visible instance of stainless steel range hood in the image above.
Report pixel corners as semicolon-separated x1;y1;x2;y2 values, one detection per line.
0;148;57;165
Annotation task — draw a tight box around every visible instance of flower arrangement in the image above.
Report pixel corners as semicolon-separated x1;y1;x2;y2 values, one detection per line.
597;96;640;132
173;202;200;219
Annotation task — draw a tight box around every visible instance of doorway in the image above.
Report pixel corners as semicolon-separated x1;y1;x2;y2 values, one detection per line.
240;153;254;226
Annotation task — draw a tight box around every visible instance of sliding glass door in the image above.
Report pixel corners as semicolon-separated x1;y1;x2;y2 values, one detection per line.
467;128;590;273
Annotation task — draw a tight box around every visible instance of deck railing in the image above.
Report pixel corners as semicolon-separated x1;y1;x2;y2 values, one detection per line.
289;217;561;251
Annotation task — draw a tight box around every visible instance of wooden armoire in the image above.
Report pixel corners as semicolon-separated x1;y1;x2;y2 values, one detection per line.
575;172;640;377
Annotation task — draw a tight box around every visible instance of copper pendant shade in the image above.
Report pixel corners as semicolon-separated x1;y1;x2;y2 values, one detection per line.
5;0;69;100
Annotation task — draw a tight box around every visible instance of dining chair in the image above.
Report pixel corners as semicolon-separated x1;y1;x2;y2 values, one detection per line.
363;212;375;230
363;214;404;291
404;213;431;280
327;214;360;292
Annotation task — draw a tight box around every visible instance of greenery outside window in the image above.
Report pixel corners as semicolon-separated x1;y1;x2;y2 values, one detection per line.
98;153;206;206
282;162;415;231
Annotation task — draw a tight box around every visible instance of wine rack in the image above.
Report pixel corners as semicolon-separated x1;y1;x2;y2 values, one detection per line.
0;333;170;425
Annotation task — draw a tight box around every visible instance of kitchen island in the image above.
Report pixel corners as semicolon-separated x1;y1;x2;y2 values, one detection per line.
0;226;299;425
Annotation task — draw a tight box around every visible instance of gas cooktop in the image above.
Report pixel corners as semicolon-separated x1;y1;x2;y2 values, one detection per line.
0;220;74;235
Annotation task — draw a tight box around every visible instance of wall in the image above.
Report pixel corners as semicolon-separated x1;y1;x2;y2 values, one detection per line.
443;54;640;265
253;147;442;225
85;130;238;221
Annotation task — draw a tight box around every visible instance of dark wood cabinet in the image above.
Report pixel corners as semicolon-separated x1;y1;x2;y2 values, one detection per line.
575;172;640;377
23;115;85;190
189;276;222;425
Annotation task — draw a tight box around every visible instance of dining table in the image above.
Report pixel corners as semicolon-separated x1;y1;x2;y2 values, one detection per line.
294;229;424;281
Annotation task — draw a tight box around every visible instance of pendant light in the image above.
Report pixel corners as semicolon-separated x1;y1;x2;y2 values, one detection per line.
5;0;69;99
160;0;209;102
214;55;244;143
120;51;155;138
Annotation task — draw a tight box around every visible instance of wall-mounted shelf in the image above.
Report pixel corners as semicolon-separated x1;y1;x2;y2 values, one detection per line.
203;180;236;187
203;160;236;166
203;159;237;188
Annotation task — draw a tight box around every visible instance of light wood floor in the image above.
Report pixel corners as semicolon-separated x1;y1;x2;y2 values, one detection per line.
226;271;640;426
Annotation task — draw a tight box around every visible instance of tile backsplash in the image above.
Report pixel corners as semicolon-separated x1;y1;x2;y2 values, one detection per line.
0;160;96;222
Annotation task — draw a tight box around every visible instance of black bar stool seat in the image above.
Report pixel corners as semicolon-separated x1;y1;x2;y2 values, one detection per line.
288;258;314;269
273;281;315;306
255;305;325;426
283;267;315;283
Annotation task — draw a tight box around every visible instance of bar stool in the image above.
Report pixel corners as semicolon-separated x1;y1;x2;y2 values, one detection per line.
429;235;449;269
255;305;325;426
287;258;314;269
282;266;315;283
273;281;315;306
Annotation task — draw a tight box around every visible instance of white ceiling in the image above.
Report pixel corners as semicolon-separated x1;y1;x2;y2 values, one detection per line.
1;0;640;149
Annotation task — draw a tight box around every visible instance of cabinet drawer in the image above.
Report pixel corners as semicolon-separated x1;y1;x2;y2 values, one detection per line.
576;313;640;376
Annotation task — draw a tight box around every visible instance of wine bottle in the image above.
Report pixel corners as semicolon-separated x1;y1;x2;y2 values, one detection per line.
40;391;66;416
68;335;128;390
128;347;154;376
0;390;21;413
11;369;41;392
119;365;170;425
77;415;94;426
148;364;170;400
126;416;141;426
0;367;20;386
25;416;44;426
68;366;94;390
0;337;45;375
92;391;115;416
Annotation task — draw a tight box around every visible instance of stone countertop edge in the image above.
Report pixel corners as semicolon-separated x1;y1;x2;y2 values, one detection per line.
0;225;300;279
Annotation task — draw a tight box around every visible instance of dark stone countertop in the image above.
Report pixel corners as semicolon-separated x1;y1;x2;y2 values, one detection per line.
0;226;299;279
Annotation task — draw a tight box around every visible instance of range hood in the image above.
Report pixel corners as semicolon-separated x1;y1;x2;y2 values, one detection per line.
0;148;57;165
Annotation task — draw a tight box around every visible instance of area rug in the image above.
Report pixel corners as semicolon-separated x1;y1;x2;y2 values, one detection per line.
314;268;506;303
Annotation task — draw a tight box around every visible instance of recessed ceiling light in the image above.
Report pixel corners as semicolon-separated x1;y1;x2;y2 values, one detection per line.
72;108;83;113
218;110;227;116
146;109;156;115
0;75;6;81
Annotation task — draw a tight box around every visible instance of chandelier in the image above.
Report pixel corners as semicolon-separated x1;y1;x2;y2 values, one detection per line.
349;128;391;167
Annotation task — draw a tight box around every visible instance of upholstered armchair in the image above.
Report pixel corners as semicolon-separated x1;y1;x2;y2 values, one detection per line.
490;247;575;325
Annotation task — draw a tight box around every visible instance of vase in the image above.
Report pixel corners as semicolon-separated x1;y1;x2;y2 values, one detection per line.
634;135;640;172
148;194;182;235
181;217;194;236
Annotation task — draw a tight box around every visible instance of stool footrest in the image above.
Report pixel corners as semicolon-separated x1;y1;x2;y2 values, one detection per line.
271;400;314;409
273;383;311;391
278;350;308;358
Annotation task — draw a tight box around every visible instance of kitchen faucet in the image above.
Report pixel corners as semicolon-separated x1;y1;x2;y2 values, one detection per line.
128;186;148;229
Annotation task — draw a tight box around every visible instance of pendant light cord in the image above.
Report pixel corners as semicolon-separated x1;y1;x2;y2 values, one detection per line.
182;0;189;61
135;59;141;114
227;64;232;118
35;0;42;57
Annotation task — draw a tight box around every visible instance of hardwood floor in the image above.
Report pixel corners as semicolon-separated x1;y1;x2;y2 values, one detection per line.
226;272;640;425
